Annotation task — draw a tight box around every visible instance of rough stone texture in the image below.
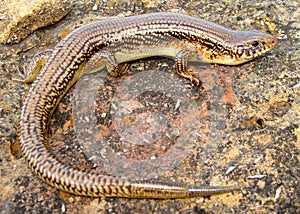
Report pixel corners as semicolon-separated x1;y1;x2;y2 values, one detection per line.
0;0;299;213
0;0;71;44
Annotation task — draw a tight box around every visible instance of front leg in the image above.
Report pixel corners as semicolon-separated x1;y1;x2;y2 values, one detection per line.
175;50;200;86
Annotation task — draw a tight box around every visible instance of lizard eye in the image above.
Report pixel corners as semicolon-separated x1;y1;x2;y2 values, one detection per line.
251;41;260;47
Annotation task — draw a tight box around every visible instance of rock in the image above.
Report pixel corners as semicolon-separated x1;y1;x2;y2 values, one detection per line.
0;0;72;44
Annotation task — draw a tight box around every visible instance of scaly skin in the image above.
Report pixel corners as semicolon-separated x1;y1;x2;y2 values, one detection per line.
18;12;277;198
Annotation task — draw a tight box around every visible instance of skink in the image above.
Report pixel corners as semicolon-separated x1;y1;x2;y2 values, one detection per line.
18;12;277;198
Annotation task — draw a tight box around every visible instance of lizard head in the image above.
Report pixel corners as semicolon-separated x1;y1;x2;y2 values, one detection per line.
228;30;277;65
197;30;277;65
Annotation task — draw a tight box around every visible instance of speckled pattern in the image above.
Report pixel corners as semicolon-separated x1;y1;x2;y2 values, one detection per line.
0;0;299;213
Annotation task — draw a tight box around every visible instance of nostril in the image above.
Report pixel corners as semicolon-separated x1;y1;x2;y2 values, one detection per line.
272;37;278;46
